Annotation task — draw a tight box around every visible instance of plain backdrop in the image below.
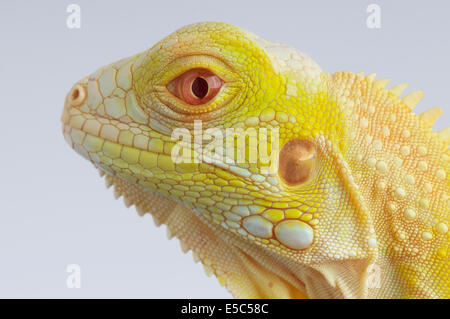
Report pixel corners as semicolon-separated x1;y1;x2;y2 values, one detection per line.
0;0;448;298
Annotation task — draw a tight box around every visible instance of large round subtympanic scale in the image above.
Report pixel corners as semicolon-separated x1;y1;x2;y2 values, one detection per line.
274;220;314;250
242;215;273;239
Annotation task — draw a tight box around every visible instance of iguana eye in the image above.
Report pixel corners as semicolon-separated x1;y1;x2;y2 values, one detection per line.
166;68;222;105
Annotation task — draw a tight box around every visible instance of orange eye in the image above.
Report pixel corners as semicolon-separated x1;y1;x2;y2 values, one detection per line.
166;68;223;105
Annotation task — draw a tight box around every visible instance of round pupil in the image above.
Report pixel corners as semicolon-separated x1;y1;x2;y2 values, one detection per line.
191;77;208;99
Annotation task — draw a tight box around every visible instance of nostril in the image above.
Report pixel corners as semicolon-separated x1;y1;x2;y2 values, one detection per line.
69;84;86;107
71;88;80;100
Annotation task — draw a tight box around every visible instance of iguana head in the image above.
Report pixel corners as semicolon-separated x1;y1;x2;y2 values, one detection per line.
62;22;449;298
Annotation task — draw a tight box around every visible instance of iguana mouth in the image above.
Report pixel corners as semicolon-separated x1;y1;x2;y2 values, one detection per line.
62;124;166;172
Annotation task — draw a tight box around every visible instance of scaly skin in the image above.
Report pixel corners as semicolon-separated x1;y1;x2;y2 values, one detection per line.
61;22;449;298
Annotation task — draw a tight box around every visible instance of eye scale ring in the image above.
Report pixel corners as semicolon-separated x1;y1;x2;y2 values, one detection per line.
166;68;222;106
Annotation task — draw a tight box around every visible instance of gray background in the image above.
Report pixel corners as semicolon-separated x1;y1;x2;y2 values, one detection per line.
0;0;448;298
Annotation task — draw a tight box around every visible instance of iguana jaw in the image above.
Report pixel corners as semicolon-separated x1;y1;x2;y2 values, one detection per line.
88;167;376;299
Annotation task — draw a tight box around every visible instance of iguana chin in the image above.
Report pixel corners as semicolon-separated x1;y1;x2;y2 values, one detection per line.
61;22;449;298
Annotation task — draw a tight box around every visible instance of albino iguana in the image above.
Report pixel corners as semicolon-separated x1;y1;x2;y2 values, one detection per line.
61;22;449;298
